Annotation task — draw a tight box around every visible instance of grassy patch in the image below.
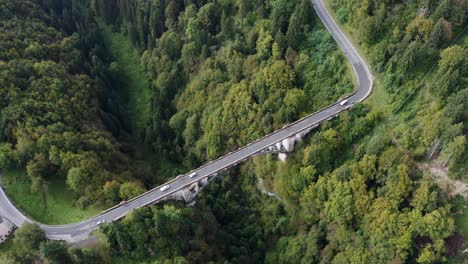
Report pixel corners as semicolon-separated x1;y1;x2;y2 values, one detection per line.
1;169;101;224
97;19;184;179
97;19;151;137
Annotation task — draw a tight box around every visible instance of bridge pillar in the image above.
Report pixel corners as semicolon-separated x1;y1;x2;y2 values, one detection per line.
278;153;288;162
281;137;295;152
156;174;221;206
262;126;320;161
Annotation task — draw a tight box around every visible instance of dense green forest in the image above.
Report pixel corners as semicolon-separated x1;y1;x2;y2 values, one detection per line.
0;0;466;263
329;0;467;179
94;0;354;169
0;0;152;211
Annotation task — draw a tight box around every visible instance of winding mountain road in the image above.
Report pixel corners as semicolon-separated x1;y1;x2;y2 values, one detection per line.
0;0;373;242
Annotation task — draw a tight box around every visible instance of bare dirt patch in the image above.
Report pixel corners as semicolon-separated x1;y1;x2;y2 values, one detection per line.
418;159;467;199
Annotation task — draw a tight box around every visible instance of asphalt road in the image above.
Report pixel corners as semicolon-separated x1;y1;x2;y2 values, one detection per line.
0;0;373;242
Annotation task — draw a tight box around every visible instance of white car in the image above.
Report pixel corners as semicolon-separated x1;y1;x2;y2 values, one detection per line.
160;185;170;192
189;172;197;178
339;99;348;106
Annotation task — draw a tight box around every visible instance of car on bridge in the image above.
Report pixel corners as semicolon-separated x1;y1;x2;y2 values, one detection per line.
339;99;348;106
189;172;197;178
160;185;170;192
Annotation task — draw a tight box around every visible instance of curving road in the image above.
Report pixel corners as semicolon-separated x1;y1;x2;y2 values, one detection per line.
0;0;373;242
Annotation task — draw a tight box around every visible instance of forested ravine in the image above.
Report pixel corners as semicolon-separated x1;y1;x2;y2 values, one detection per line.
0;0;466;263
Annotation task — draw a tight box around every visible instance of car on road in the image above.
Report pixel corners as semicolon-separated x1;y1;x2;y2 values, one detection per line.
160;185;170;191
189;172;197;178
339;99;348;106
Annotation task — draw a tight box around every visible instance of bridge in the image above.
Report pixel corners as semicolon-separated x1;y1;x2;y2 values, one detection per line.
0;0;373;242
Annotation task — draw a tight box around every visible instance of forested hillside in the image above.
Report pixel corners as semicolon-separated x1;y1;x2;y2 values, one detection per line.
91;0;465;263
93;0;354;170
329;0;467;178
0;0;149;212
0;0;466;263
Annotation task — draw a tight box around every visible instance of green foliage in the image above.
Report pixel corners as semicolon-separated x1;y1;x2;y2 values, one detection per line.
0;0;148;208
6;232;107;264
98;19;152;137
67;167;91;193
119;182;145;200
329;0;467;177
67;247;104;264
104;169;286;263
95;0;462;262
1;0;465;263
40;240;69;264
102;180;121;205
452;195;468;242
101;206;196;260
0;255;15;264
431;45;468;98
290;150;452;262
0;143;16;169
13;223;45;257
93;0;351;167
